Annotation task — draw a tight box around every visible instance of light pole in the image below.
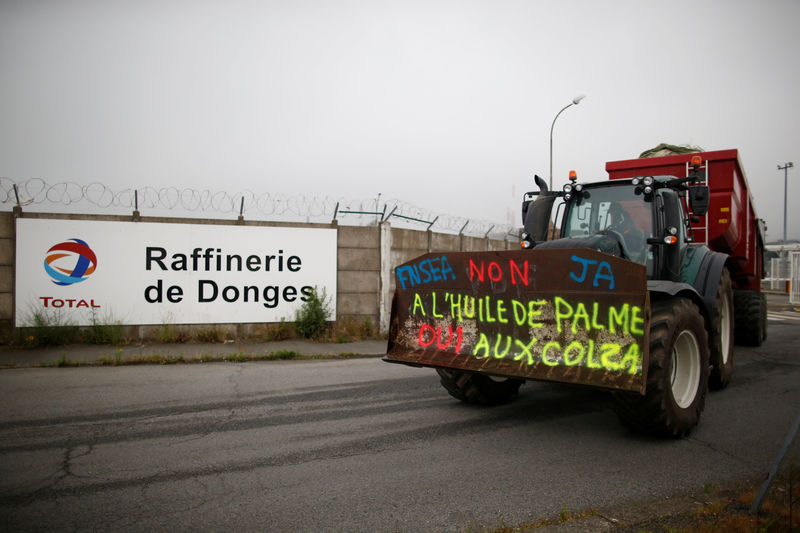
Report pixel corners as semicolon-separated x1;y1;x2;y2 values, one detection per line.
778;162;794;243
549;94;585;190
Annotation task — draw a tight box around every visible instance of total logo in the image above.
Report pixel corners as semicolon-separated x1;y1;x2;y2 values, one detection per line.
44;238;98;286
40;238;102;309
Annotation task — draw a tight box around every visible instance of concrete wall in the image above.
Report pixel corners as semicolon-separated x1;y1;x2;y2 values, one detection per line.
0;211;14;341
0;211;517;341
337;225;381;325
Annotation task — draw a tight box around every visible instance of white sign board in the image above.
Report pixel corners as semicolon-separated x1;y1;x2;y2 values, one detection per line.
15;219;337;326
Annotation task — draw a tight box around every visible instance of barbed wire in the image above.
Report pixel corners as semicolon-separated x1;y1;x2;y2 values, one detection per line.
0;177;520;239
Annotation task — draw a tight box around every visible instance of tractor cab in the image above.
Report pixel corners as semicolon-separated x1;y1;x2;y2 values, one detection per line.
522;175;706;282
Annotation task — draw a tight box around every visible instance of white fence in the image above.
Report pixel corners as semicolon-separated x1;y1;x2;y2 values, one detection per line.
766;257;791;292
791;252;800;305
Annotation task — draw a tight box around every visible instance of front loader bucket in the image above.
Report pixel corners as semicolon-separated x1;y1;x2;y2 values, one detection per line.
384;249;649;393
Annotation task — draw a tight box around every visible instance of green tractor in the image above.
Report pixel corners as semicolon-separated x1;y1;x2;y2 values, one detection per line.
385;150;766;437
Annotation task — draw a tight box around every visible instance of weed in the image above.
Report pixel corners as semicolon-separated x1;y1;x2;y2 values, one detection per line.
195;326;224;343
84;310;124;344
18;308;80;347
362;316;373;337
294;287;331;339
156;323;189;343
263;318;295;341
268;349;300;360
328;315;377;342
224;351;249;362
96;349;127;366
624;464;800;533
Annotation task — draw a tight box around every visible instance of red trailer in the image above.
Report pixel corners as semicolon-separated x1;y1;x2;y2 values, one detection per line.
606;149;765;292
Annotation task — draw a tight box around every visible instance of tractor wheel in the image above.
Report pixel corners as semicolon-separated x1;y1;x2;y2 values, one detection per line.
612;297;710;438
709;269;734;390
436;368;523;406
733;290;767;347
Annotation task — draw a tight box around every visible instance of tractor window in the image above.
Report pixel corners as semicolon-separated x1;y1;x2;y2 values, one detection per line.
562;185;653;265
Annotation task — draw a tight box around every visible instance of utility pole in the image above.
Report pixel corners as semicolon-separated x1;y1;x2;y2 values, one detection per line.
778;162;794;243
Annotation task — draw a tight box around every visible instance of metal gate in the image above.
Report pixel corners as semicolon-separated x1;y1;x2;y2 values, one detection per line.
791;252;800;305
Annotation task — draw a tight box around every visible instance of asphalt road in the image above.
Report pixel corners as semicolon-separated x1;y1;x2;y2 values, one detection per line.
0;316;798;532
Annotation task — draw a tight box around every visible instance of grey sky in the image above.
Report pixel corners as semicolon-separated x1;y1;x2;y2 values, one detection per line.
2;0;799;240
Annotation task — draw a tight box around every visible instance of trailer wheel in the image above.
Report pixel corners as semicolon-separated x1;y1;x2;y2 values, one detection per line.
436;368;523;406
733;290;767;346
709;269;734;390
612;298;710;438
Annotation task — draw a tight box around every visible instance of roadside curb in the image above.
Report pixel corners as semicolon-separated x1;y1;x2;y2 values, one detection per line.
0;339;389;368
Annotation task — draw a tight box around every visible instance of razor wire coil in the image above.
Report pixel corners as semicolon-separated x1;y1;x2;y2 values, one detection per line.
1;177;519;239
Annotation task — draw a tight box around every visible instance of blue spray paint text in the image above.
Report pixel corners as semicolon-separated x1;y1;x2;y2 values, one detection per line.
396;256;456;289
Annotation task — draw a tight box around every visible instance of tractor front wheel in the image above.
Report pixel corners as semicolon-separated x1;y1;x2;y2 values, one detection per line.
613;297;710;438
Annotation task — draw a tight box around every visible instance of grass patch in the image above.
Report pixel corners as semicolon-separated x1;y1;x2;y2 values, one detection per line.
608;467;800;533
84;311;125;345
267;349;301;360
30;349;380;368
327;316;376;343
13;302;381;349
641;471;800;533
156;323;190;343
195;326;226;343
55;354;78;367
18;309;81;347
96;354;188;366
261;318;295;341
16;307;129;347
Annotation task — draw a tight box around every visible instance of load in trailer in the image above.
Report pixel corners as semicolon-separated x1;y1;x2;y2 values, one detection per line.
384;148;766;437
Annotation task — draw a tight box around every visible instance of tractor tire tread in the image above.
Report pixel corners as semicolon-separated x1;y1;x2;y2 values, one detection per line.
612;298;710;438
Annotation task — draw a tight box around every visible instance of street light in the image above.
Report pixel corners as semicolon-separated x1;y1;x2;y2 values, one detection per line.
778;162;794;243
549;94;586;190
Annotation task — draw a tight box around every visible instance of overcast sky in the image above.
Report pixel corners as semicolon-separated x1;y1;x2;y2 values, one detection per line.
1;0;799;241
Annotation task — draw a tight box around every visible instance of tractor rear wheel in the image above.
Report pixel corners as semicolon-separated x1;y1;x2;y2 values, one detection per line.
733;290;767;346
436;368;523;406
709;269;734;390
612;297;710;438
